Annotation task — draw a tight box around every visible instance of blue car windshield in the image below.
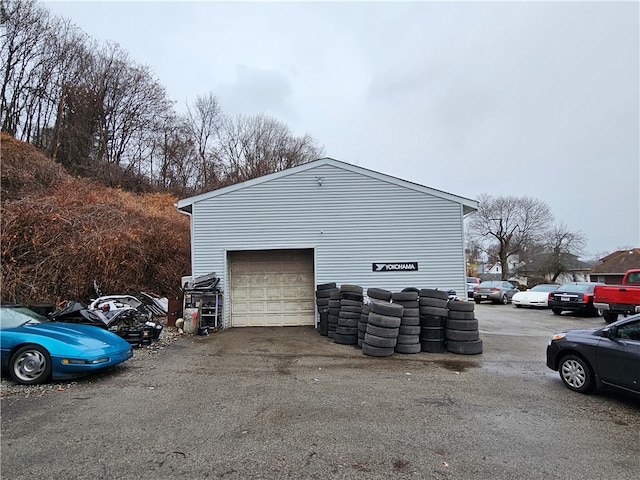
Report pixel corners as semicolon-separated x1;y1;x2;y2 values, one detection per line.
0;307;51;329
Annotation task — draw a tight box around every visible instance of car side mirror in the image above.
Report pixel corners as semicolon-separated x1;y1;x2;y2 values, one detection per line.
602;327;616;340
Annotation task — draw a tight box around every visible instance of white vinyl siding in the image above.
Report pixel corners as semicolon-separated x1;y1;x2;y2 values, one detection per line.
180;159;476;327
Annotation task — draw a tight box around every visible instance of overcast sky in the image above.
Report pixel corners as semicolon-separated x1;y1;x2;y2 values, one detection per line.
44;0;640;259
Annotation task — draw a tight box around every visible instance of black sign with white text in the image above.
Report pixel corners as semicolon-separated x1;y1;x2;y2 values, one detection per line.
372;262;419;272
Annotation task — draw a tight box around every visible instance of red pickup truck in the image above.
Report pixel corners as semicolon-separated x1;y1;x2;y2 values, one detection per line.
593;269;640;323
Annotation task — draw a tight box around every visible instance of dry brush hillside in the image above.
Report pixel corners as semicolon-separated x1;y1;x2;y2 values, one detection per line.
1;133;191;305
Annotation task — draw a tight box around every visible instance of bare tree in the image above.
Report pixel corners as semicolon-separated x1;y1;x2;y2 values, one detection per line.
214;113;323;188
1;0;49;136
468;194;554;279
185;92;224;190
540;223;587;282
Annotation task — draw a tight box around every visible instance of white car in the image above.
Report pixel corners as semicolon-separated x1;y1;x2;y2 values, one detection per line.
512;284;559;308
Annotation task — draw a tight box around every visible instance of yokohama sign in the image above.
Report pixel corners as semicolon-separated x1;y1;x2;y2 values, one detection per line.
372;262;419;272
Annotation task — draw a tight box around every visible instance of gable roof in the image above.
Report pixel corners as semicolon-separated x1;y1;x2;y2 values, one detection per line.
518;253;592;274
590;248;640;274
177;157;478;215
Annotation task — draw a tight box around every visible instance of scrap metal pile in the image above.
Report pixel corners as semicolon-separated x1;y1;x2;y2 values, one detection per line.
49;292;168;347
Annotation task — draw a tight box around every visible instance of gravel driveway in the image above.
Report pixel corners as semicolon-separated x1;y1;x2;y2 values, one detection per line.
2;304;639;479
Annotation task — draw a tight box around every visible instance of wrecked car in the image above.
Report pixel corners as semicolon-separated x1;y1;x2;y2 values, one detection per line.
49;294;166;347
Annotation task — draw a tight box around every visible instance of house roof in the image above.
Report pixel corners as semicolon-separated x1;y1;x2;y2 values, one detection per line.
590;248;640;274
518;253;592;274
176;157;478;215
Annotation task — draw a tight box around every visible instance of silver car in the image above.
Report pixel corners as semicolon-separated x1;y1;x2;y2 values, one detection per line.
473;281;519;305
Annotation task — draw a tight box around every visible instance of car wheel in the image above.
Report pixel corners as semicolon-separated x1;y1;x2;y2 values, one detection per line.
501;295;508;305
9;345;52;385
558;354;593;393
603;311;618;324
552;308;562;315
474;298;481;304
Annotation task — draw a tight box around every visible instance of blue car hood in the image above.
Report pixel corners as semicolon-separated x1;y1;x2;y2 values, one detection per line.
12;323;127;351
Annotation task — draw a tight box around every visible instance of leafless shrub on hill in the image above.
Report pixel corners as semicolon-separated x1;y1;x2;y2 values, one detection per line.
1;134;190;305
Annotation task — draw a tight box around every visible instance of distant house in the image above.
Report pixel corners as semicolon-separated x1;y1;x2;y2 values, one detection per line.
517;253;592;285
589;248;640;284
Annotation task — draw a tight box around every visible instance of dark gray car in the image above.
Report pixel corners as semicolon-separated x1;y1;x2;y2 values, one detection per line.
546;313;640;395
473;280;519;305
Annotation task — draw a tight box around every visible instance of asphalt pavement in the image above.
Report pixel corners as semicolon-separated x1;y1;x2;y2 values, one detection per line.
1;303;639;479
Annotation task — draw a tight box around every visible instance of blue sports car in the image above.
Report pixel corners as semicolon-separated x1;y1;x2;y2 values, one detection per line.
1;305;133;385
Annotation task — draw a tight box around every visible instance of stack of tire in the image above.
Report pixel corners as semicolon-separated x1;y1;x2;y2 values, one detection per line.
333;284;363;346
327;289;341;339
315;283;336;336
446;300;483;355
360;288;392;348
357;304;370;348
391;290;421;354
362;300;404;357
418;289;450;353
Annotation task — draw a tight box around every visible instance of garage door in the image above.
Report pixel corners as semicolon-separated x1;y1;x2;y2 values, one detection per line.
229;249;315;327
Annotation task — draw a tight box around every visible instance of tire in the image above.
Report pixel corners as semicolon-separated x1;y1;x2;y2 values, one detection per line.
420;328;445;341
402;308;420;318
447;301;475;312
501;295;508;305
446;339;483;355
419;297;448;309
445;318;479;331
337;317;359;328
446;329;480;341
362;343;395;357
333;333;358;345
9;345;52;385
315;289;332;298
603;311;618;324
367;288;392;301
474;298;482;304
419;306;448;318
400;316;420;326
421;315;446;328
395;343;422;354
367;312;402;329
341;292;363;302
401;287;420;294
448;311;475;320
370;302;404;317
317;282;337;291
392;291;419;302
558;354;593;393
396;334;420;344
339;305;362;313
419;289;449;300
338;311;360;320
399;325;421;335
335;325;358;335
365;324;399;338
552;308;562;315
340;284;363;294
364;333;397;348
340;299;362;307
421;339;446;353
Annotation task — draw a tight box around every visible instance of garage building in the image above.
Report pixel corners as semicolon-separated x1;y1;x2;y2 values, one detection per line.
176;158;478;328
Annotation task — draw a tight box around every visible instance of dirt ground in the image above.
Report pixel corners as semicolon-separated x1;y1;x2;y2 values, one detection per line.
1;304;639;479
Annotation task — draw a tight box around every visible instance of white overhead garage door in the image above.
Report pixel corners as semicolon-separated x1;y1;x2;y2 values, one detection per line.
229;249;315;327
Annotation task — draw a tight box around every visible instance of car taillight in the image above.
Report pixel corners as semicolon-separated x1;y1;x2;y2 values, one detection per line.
474;287;479;292
548;293;553;300
583;293;589;303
